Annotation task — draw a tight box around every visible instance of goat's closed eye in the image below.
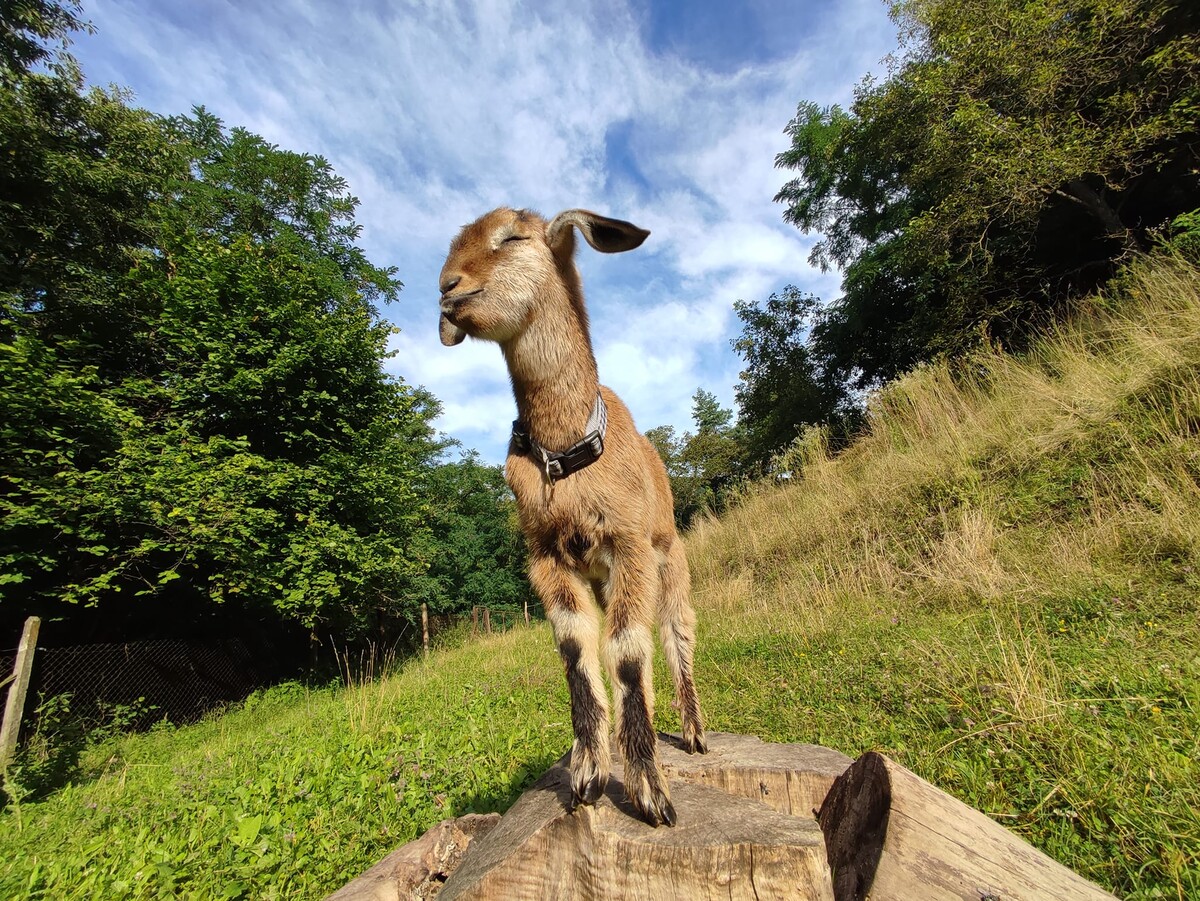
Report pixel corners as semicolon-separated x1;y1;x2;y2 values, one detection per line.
503;234;528;243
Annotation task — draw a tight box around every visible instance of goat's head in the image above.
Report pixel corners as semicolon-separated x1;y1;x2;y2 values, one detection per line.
438;207;649;347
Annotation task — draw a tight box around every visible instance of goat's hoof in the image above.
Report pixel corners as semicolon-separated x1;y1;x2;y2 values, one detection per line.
658;797;677;827
569;772;607;811
633;788;676;828
625;764;676;827
683;730;708;755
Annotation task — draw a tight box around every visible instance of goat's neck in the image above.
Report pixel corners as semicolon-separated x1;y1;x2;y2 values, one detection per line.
503;289;599;452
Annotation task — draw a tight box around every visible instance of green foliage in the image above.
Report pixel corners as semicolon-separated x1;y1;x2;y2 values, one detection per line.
646;390;744;528
776;0;1200;386
1159;208;1200;264
0;0;85;77
420;452;532;616
0;641;571;899
0;7;448;637
731;286;861;470
4;692;158;805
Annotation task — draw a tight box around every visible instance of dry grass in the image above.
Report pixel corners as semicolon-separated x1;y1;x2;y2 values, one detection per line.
689;257;1200;639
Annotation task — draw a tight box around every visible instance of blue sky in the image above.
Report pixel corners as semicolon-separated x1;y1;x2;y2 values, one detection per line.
70;0;899;464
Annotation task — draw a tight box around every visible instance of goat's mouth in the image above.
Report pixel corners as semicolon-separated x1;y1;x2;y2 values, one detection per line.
439;289;482;321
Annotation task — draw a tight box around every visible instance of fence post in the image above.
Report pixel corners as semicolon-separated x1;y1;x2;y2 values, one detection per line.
524;599;530;626
421;603;429;658
483;607;492;634
472;607;478;636
1;616;41;774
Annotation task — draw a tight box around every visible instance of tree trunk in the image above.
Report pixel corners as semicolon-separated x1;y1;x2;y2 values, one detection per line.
1062;179;1140;252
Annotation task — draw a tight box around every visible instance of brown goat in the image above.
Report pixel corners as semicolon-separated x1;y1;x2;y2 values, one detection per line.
437;207;706;827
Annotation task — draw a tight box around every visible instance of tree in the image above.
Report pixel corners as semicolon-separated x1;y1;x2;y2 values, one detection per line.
646;391;744;529
731;286;860;470
0;0;85;76
419;452;532;616
644;425;683;476
1;5;442;640
776;0;1200;386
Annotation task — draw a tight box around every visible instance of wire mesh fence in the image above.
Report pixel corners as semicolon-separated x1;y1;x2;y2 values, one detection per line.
0;633;308;738
1;600;545;752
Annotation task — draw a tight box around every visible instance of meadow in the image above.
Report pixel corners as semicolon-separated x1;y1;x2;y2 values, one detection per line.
2;256;1197;899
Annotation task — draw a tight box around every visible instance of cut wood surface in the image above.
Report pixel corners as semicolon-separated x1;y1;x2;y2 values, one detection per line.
818;751;1118;901
658;730;852;817
324;813;500;901
438;734;835;901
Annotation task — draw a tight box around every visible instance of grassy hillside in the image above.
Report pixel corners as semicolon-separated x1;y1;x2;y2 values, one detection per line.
2;256;1197;899
688;255;1200;897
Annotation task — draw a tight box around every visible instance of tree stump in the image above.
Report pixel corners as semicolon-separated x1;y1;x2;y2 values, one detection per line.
657;730;852;817
818;751;1118;901
327;734;1118;901
438;734;837;900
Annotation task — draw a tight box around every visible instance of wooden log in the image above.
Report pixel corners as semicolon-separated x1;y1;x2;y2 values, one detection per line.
658;731;852;818
818;751;1118;901
324;813;500;901
439;737;834;901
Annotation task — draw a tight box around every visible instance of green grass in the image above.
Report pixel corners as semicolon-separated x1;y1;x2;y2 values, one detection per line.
1;633;573;899
3;256;1199;898
693;586;1199;897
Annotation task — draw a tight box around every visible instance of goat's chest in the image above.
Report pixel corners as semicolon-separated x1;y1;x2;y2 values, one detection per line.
506;455;611;576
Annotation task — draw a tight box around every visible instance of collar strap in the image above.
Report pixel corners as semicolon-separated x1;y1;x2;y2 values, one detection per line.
512;391;608;483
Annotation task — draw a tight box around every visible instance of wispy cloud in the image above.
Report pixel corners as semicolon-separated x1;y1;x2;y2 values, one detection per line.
74;0;897;461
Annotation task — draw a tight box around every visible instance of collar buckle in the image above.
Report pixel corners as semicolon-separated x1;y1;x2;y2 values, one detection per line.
512;392;608;484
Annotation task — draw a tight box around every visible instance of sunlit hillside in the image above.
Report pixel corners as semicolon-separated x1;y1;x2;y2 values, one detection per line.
3;256;1196;899
694;255;1200;631
684;255;1199;897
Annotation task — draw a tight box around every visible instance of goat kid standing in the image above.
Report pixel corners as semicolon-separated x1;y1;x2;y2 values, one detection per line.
438;207;706;827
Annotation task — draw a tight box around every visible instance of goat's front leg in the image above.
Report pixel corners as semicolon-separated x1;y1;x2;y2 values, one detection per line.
530;553;611;811
605;540;676;827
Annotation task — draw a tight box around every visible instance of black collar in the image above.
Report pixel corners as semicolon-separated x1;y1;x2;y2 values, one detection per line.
512;391;607;483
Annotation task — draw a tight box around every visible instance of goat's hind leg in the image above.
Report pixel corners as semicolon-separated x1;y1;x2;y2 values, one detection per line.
532;555;611;810
658;539;707;754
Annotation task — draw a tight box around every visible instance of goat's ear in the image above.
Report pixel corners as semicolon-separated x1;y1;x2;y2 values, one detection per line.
440;312;466;346
547;210;650;255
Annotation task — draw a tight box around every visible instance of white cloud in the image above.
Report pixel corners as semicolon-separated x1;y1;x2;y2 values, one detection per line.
73;0;898;461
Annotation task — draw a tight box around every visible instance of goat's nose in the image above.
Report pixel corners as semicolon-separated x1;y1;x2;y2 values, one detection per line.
440;275;461;296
